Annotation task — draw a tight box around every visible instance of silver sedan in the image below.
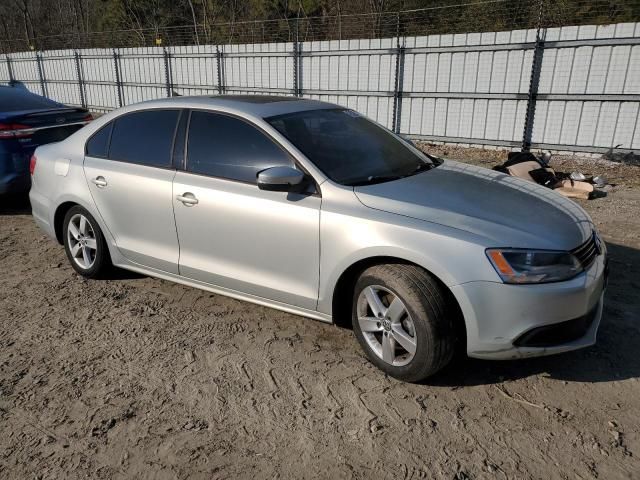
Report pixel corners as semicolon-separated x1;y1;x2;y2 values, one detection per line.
29;96;607;382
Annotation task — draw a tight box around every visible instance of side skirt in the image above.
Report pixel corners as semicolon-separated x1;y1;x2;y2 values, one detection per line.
112;258;333;324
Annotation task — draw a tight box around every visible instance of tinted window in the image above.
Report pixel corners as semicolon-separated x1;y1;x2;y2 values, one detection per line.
187;111;292;183
109;110;180;167
267;109;435;186
86;122;112;158
0;86;62;112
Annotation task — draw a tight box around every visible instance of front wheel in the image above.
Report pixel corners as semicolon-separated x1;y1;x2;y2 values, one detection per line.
352;264;456;382
63;206;111;278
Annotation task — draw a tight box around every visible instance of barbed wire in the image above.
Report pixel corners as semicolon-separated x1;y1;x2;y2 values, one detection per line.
1;0;639;53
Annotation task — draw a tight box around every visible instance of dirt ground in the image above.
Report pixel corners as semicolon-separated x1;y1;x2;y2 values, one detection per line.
1;151;639;479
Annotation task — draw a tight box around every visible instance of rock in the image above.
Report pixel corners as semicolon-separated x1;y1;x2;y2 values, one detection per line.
370;423;383;433
184;351;195;364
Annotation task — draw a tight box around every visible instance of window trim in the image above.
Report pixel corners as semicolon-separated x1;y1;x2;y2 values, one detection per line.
84;108;182;171
170;109;187;170
84;121;113;159
183;108;319;195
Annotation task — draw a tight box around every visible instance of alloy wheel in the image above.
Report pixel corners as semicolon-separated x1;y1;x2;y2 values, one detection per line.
67;213;98;270
356;285;417;366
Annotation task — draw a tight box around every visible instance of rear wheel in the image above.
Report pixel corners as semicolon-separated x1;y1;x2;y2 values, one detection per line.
352;264;456;382
63;206;111;278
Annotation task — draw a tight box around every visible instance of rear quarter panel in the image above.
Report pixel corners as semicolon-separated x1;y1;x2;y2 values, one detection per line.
29;137;107;246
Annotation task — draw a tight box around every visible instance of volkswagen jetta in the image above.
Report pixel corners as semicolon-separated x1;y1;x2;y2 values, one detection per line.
29;96;607;382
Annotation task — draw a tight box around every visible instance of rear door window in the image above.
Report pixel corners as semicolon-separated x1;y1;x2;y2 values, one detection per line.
186;111;293;183
85;122;112;158
108;110;180;168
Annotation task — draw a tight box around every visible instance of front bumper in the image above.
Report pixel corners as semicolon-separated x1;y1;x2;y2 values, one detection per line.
451;250;607;360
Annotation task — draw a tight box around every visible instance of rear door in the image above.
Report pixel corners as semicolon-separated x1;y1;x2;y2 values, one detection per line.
83;109;182;274
172;110;321;309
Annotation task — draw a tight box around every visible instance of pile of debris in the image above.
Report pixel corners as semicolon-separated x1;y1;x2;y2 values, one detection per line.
602;145;640;167
494;152;611;200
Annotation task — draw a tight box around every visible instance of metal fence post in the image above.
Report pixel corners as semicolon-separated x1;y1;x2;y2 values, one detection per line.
5;56;14;84
521;30;546;151
293;18;302;97
392;44;406;134
216;46;225;95
74;50;86;108
163;47;173;97
35;52;47;97
522;0;546;151
112;49;123;107
391;30;406;134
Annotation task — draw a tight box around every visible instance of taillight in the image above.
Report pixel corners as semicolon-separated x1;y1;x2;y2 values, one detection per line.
29;155;37;175
82;113;93;122
0;122;33;139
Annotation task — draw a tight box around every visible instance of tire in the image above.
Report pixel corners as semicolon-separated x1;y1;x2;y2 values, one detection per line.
62;205;111;278
352;264;456;382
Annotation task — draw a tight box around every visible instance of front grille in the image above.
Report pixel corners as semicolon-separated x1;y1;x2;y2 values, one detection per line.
571;233;599;270
514;303;600;348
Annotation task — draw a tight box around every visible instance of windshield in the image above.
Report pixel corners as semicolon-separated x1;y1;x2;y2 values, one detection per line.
266;108;436;186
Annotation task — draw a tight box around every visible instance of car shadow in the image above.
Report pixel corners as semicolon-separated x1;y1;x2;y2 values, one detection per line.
427;241;640;386
0;194;31;215
103;268;147;281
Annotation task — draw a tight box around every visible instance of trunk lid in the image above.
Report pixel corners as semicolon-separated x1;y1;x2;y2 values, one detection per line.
1;107;89;147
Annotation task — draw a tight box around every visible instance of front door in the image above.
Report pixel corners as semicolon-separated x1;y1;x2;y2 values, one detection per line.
172;110;321;310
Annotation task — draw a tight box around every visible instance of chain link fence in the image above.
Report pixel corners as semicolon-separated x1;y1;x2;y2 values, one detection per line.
1;0;639;154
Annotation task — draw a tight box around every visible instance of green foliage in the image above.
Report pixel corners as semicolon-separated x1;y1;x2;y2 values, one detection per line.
0;0;638;52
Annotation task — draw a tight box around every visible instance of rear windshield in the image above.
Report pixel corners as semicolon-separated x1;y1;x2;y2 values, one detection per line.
0;87;61;113
266;108;433;186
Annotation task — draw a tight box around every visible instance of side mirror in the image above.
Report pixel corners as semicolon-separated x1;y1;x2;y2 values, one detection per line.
257;166;306;192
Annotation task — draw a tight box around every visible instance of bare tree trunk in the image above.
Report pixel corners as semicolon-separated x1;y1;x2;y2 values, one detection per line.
187;0;200;45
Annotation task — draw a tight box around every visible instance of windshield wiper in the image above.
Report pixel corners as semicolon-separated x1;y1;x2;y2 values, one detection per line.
423;152;444;165
411;162;434;174
347;162;436;187
347;175;405;186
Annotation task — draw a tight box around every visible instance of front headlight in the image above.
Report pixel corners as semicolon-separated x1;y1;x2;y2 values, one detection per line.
486;249;583;284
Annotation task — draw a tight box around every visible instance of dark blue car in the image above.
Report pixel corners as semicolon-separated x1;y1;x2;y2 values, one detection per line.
0;86;91;194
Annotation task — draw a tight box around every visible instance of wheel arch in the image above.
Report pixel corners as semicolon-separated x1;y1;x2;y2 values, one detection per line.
53;201;80;244
330;256;466;348
52;196;111;247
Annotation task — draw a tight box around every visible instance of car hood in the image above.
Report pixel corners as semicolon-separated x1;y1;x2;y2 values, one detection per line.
353;160;593;250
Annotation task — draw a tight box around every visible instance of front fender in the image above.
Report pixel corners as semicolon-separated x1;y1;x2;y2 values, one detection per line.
316;188;502;316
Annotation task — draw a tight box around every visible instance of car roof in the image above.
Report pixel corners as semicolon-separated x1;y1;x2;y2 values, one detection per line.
129;95;341;118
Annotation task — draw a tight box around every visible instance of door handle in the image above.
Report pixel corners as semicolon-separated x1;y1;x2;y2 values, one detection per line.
176;192;199;206
91;176;107;188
